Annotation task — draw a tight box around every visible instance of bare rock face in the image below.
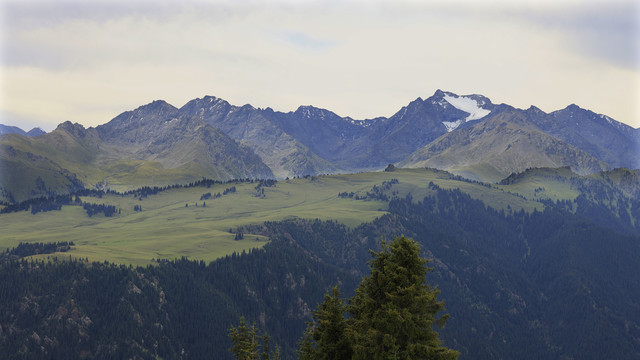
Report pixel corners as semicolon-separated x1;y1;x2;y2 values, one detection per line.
179;96;337;178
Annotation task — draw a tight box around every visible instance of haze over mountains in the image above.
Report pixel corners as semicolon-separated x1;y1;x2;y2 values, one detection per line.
1;90;638;202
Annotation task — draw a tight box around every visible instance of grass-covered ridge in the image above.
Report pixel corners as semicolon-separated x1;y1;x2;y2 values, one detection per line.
1;167;637;265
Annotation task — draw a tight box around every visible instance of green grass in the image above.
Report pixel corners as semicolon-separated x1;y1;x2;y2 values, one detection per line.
494;167;581;202
0;168;553;265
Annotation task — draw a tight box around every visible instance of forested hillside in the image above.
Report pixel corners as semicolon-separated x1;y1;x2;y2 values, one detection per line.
1;183;638;359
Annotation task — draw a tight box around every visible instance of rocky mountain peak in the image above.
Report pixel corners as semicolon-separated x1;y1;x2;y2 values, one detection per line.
294;105;325;118
526;105;544;113
292;106;348;128
135;100;177;115
407;97;425;107
56;121;87;135
182;95;228;107
26;128;46;137
200;95;221;103
433;89;447;97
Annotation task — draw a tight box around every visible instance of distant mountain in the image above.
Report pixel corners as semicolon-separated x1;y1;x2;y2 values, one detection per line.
0;102;273;202
0;124;46;137
399;109;610;182
353;90;503;170
26;128;47;137
530;104;639;169
96;100;273;181
163;90;640;179
178;90;502;174
2;90;638;202
179;96;337;178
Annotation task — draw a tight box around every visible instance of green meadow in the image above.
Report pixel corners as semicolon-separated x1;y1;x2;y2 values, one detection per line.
0;168;547;265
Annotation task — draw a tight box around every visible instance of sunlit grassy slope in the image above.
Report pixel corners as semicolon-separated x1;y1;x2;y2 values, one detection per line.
0;168;544;265
495;167;581;201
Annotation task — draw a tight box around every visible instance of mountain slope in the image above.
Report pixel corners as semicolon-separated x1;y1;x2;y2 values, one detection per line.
179;96;336;178
178;90;502;174
354;90;500;170
0;135;84;202
526;104;639;169
400;110;610;182
1;101;274;201
0;122;100;201
96;100;273;183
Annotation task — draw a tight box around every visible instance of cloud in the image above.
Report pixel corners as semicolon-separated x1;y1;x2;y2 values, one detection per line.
514;1;639;70
0;0;638;130
280;31;335;51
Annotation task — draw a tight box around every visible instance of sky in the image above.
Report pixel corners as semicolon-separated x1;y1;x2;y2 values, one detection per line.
1;0;639;132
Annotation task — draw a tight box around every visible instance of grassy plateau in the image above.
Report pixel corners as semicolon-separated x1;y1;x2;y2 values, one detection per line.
1;168;561;265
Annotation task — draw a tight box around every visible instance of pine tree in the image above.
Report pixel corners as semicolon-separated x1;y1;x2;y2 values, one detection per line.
229;317;260;360
348;236;459;360
229;317;281;360
297;286;352;360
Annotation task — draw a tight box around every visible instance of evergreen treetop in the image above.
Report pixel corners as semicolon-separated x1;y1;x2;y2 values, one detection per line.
348;236;458;360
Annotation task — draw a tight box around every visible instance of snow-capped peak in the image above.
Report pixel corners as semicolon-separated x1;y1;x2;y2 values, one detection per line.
437;92;491;132
443;93;491;122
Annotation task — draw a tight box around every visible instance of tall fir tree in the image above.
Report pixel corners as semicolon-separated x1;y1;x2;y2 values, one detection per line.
297;286;352;360
348;236;459;360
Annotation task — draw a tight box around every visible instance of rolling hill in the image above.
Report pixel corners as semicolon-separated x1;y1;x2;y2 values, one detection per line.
1;167;637;265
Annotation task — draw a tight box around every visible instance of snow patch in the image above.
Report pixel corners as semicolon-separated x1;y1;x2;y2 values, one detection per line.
348;118;374;127
443;94;491;121
438;93;491;132
442;120;463;132
600;114;613;125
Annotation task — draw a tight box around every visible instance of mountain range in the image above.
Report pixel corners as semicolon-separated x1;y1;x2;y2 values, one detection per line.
1;90;638;202
0;124;45;137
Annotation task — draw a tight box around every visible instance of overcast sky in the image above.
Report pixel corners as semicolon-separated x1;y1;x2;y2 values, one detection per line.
1;0;639;131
